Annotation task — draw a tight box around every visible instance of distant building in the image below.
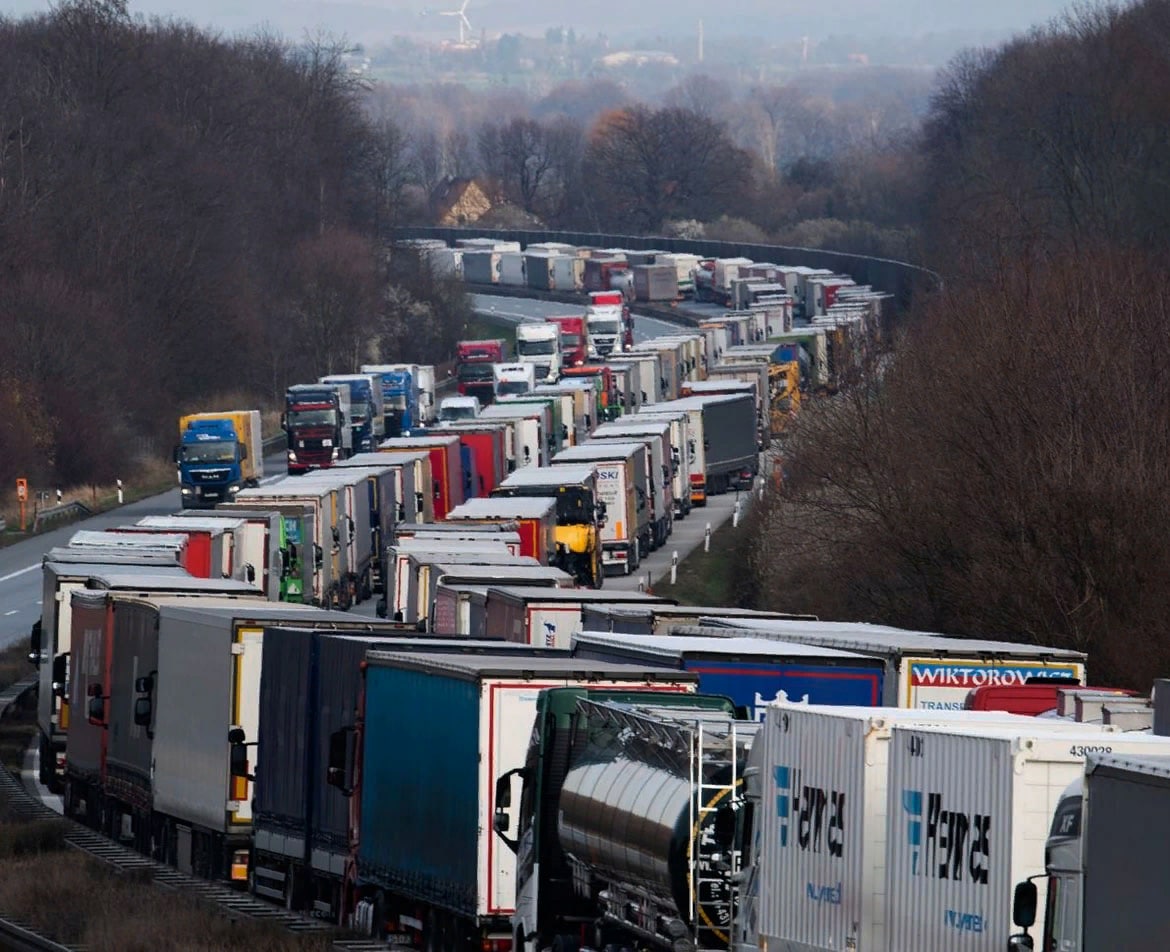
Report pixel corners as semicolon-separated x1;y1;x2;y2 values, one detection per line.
431;177;493;226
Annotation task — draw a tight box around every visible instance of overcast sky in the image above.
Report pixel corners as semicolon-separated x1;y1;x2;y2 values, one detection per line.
5;0;1086;46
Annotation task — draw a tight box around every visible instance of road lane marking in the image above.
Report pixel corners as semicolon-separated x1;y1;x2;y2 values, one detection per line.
4;609;18;616
0;564;37;584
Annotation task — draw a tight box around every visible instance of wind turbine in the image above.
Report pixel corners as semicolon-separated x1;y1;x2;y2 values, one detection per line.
440;0;473;45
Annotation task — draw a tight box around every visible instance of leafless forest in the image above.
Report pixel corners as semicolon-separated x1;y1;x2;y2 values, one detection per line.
742;0;1170;686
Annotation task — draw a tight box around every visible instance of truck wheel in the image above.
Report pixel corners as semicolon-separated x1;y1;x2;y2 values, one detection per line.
590;552;604;590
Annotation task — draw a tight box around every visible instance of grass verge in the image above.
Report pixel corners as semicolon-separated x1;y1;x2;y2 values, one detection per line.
660;516;753;607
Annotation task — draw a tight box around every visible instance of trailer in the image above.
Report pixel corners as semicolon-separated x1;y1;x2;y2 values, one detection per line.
482;587;671;648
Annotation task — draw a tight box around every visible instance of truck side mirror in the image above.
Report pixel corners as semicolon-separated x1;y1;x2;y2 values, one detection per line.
327;726;356;795
87;693;105;726
1012;880;1037;928
493;767;524;852
133;696;152;727
28;620;41;665
172;444;181;464
314;544;324;570
240;442;248;461
245;563;256;584
523;446;531;464
280;412;287;428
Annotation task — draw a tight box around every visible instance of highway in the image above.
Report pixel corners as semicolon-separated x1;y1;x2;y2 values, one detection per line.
0;296;754;645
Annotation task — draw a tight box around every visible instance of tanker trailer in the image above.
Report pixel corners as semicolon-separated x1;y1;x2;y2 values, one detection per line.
553;699;759;952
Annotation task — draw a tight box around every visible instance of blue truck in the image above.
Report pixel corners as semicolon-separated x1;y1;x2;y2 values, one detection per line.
320;374;386;453
175;411;263;509
571;630;885;717
361;365;419;438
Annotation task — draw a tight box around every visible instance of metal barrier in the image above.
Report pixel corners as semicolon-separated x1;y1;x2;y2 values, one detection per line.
31;502;92;533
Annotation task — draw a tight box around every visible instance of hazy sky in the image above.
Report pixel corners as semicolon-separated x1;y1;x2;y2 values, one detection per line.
4;0;1086;45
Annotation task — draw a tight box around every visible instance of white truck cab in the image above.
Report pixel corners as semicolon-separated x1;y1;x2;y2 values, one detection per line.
437;395;482;425
493;363;536;398
515;322;561;384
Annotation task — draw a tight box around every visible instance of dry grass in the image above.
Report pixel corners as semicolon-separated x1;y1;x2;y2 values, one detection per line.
0;848;336;951
0;639;32;692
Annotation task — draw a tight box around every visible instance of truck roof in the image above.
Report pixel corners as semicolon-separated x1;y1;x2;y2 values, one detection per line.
573;630;874;662
149;596;365;625
691;618;1087;660
83;574;262;594
364;651;702;682
447;497;556;520
554;442;644;462
43;560;188;578
379;436;458;449
434;565;572;584
1086;753;1170;787
594;420;670;435
334;454;399;469
320;373;375;383
499;464;597;488
69;530;189;548
648;394;752;412
136;516;246;531
486;586;672;605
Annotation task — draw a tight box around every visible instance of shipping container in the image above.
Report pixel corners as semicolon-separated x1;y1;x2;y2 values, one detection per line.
884;724;1170;952
579;603;814;636
633;263;680;301
571;631;883;717
380;435;465;519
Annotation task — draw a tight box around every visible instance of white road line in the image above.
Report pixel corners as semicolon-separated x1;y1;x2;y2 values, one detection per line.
0;563;38;584
4;609;18;616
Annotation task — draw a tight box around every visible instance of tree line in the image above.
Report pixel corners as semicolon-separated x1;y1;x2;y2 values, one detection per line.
742;0;1170;688
0;0;469;488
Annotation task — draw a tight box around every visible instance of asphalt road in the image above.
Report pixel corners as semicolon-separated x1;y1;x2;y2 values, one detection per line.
471;293;696;341
0;458;288;650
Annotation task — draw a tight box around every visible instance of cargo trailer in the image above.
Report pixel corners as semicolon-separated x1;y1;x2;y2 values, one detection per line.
482;586;671;648
445;496;557;564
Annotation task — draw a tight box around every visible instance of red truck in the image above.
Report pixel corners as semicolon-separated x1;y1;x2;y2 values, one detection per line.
588;291;635;350
546;315;588;368
380;435;465;520
443;496;557;564
456;339;507;405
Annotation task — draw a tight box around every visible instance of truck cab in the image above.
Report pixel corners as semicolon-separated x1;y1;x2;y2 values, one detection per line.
438;395;482;425
547;315;588;368
319;374;385;453
515;322;562;384
586;303;623;358
176;411;262;508
494;362;536;398
284;385;351;474
456;339;506;405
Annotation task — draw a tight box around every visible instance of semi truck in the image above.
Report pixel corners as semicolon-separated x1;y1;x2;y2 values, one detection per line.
693;617;1088;710
444;496;557;564
330;654;706;947
320;374;386;452
482;587;669;649
176;411;263;508
586;301;624;357
592;418;675;548
456;339;507;404
553;443;648;574
494;694;751;952
380;434;465;519
494;362;536;398
572;631;884;718
361;365;421;436
492;464;606;588
546;315;588;368
285;384;351;474
515;322;562;384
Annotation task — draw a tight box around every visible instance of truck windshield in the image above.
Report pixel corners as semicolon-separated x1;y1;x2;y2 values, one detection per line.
458;364;494;382
555;486;594;524
386;395;407;409
518;339;556;356
287;409;336;427
440;405;478;421
560;333;583;347
179;440;236;463
498;381;531;395
589;320;620;335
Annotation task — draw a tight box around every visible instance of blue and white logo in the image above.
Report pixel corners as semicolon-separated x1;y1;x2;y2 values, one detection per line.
774;766;792;848
901;789;923;877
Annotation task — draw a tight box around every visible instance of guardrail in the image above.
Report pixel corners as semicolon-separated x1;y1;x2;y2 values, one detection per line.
31;502;92;533
261;431;287;456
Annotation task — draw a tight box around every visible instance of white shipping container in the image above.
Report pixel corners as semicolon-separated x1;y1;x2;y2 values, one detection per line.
884;725;1170;952
499;251;527;286
755;705;1056;952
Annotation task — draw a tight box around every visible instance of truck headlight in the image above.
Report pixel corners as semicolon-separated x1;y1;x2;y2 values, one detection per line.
180;488;192;495
288;450;298;462
228;485;241;494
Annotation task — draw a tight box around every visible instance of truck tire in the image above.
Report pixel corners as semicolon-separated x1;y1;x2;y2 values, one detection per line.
589;551;604;590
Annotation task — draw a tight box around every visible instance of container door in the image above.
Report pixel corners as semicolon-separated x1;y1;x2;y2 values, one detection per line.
230;625;264;823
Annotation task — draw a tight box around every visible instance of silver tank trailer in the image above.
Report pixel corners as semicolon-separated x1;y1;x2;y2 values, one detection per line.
556;703;758;951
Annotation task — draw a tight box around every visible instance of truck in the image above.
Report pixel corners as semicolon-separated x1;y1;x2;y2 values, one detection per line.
562;364;620;423
494;694;751;952
380;434;465;519
295;468;377;604
592;419;675;548
77;597;382;880
515;322;562;384
479;402;547;469
580;604;815;636
250;628;560;914
438;395;482;425
632;406;695;518
285;384;351;474
139;512;280;597
748;702;1050;952
425;422;507;497
494;362;536;398
330;455;400;593
320;374;386;453
553;442;649;574
692;617;1088;710
444;496;558;564
361;365;420;436
492;464;606;588
586;302;624;357
363;363;437;425
33;560;258;791
633;262;681;302
482;587;669;649
546;315;588;368
328;653;707;947
176;411;264;508
456;340;506;405
572;631;884;718
649;394;758;497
